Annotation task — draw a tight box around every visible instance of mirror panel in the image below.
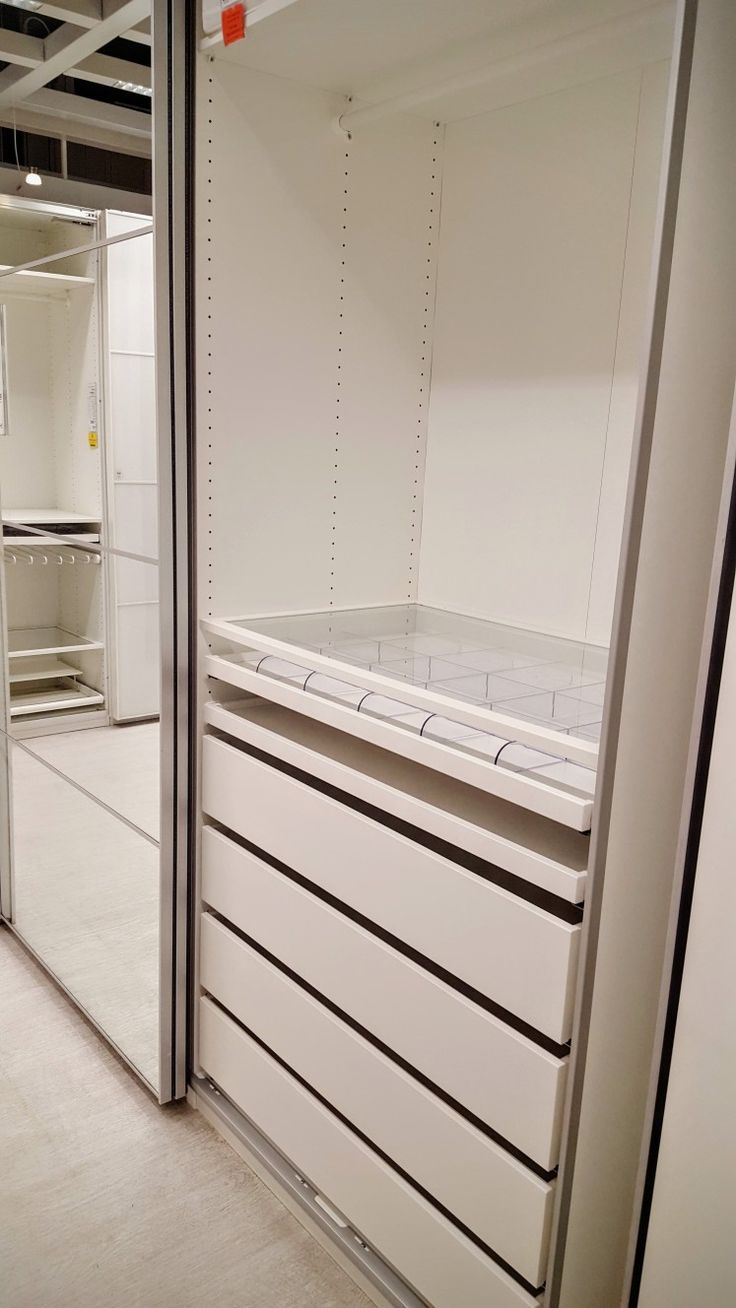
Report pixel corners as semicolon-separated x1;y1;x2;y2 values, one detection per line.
7;739;159;1088
0;216;162;1092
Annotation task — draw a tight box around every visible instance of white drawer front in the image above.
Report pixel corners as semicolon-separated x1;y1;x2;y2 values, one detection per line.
202;735;579;1043
202;826;566;1170
201;913;553;1286
199;998;542;1308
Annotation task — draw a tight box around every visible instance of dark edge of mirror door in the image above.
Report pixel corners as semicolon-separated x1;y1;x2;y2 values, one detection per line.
154;0;196;1105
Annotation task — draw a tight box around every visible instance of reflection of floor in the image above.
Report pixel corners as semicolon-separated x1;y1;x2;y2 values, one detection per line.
24;720;160;840
10;722;160;1089
0;929;371;1308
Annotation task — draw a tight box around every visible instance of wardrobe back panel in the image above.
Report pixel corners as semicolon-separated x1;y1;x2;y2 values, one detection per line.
198;61;436;619
3;565;59;630
418;65;667;643
1;300;57;508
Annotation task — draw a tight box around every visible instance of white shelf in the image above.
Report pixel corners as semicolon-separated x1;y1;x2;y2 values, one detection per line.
3;509;100;524
8;627;104;658
0;266;94;300
9;680;104;718
3;509;101;546
9;656;83;684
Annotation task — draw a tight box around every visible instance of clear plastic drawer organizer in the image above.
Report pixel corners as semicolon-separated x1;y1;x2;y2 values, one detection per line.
203;605;604;805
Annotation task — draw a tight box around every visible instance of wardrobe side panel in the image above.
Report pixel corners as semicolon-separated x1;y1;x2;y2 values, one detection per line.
637;540;736;1305
585;60;670;645
197;58;437;621
418;69;645;639
554;1;736;1301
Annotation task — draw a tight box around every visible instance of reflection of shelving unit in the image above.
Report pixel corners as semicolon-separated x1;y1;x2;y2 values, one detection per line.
0;200;108;736
3;508;101;542
9;656;83;681
0;265;94;299
1;514;106;735
9;680;104;718
3;508;106;733
7;624;104;720
7;626;103;657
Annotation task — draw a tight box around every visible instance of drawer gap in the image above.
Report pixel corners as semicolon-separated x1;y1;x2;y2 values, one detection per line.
204;904;558;1184
203;995;547;1300
208;728;583;925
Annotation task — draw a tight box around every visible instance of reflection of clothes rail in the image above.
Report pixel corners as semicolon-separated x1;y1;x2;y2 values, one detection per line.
4;546;101;565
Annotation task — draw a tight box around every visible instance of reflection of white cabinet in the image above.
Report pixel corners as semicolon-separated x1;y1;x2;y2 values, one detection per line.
101;211;159;722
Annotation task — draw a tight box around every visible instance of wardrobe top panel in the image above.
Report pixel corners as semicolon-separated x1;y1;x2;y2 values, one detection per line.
201;0;675;121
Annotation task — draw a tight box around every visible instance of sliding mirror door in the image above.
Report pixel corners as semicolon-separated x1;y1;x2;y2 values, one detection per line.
0;198;183;1101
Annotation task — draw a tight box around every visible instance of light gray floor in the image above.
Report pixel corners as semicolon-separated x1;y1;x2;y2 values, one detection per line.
9;731;160;1088
0;928;372;1308
25;720;161;840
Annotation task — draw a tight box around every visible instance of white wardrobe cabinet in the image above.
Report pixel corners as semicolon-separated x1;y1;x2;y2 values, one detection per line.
190;1;736;1305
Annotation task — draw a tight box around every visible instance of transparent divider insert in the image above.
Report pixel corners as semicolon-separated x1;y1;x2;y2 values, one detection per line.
217;608;602;801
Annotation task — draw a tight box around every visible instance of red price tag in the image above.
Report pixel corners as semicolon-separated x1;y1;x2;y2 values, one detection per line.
221;1;245;45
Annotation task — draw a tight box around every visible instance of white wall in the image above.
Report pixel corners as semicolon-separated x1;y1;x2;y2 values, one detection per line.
419;64;669;645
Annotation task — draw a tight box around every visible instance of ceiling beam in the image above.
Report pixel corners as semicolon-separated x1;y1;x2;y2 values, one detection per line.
0;0;150;107
0;30;43;70
0;101;151;156
25;86;150;139
36;0;102;26
125;18;151;45
36;1;150;27
70;52;152;91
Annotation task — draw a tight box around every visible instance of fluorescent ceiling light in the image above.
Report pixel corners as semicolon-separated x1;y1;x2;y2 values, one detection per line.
114;80;152;97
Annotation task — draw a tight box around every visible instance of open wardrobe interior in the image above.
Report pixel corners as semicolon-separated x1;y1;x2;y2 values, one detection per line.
1;3;735;1308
